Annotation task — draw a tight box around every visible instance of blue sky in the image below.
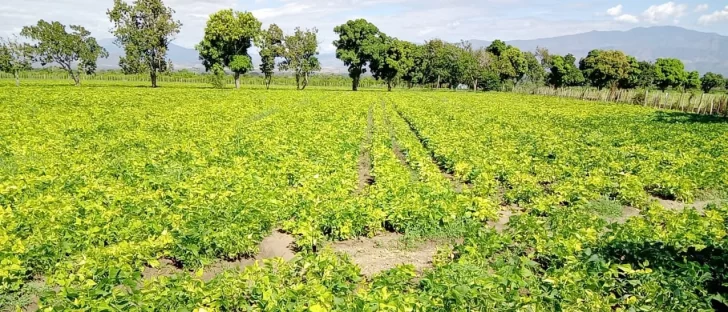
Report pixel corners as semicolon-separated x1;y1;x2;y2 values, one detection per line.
1;0;727;52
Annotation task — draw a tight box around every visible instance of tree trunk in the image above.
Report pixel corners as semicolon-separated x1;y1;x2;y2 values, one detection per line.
302;72;308;90
71;71;80;86
14;71;19;87
352;76;359;91
265;75;271;89
234;72;241;89
473;79;477;92
387;81;392;92
437;75;441;89
150;71;158;88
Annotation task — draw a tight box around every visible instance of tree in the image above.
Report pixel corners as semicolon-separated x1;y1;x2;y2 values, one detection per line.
535;46;553;70
521;51;545;86
619;58;654;89
684;71;701;90
367;37;415;91
486;40;507;57
579;49;630;90
653;58;687;91
20;20;108;86
197;10;260;89
333;19;383;91
258;24;283;89
107;0;182;88
401;43;426;88
279;27;320;90
548;54;584;88
0;37;33;87
422;39;451;88
700;72;724;93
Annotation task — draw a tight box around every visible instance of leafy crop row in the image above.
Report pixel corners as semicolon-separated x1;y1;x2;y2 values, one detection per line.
1;84;727;310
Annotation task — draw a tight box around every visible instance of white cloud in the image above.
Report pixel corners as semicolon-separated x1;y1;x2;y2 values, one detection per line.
607;4;623;16
694;4;709;12
642;2;688;24
698;6;728;25
615;14;639;23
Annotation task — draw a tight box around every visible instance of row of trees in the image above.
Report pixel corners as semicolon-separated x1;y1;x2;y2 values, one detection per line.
1;0;727;92
331;19;728;93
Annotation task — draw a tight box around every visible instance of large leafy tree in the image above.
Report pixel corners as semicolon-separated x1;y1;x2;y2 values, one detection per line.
197;10;260;89
422;39;452;88
107;0;182;88
0;37;33;87
548;54;584;88
579;49;631;90
367;37;415;91
618;58;651;89
333;19;383;91
486;39;507;57
653;58;687;91
279;27;320;90
700;72;725;93
401;43;426;88
683;71;701;90
258;24;283;89
20;20;108;86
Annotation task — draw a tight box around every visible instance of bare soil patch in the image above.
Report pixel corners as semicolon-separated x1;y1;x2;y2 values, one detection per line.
652;197;714;214
356;106;375;194
487;206;522;232
330;232;441;277
606;206;642;224
143;230;296;282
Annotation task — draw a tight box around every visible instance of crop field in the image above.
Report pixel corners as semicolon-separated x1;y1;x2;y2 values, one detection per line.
1;82;728;311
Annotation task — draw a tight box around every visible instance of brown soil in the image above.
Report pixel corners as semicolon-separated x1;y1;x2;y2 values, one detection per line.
356;107;375;194
652;197;715;214
330;232;440;277
607;206;642;224
487;207;520;232
142;230;296;282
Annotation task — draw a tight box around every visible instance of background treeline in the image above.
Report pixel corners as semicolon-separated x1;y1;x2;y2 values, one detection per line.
1;0;727;95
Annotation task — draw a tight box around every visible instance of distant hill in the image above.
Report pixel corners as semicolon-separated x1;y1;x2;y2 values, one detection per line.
95;26;728;76
469;26;728;76
98;39;345;73
98;38;204;70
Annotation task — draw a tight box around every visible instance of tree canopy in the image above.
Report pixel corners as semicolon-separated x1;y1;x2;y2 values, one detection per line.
279;27;320;90
653;58;687;91
107;0;182;88
333;19;383;91
20;20;108;86
197;9;261;89
700;72;724;93
258;24;284;89
579;49;631;90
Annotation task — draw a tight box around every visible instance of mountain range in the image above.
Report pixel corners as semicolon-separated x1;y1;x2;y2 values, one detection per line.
97;26;728;76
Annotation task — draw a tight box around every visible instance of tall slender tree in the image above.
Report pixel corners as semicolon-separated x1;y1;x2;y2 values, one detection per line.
197;10;261;89
107;0;182;88
20;20;108;86
258;24;283;89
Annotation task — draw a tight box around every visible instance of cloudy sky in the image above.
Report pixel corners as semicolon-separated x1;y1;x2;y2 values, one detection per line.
2;0;727;53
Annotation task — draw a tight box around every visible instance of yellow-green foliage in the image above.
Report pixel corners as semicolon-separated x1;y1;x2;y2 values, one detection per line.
1;83;727;310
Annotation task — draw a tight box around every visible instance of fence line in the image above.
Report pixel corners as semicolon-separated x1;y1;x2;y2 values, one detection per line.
514;86;728;116
0;72;389;89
